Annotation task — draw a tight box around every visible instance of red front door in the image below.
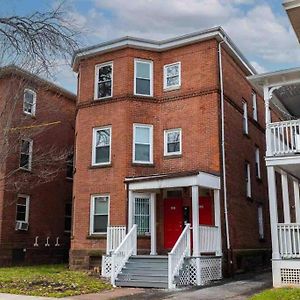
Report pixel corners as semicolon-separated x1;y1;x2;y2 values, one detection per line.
164;198;183;249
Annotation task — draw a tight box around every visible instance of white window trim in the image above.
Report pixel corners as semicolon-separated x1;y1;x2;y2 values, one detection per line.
23;88;36;116
134;59;153;97
243;101;249;135
20;138;33;171
163;62;181;91
255;147;261;179
252;92;258;121
16;194;30;223
92;126;112;166
94;61;113;100
89;194;110;235
133;123;153;164
246;162;252;198
164;128;182;156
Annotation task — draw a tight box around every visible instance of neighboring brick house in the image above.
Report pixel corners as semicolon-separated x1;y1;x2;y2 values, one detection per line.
71;27;271;287
0;66;76;265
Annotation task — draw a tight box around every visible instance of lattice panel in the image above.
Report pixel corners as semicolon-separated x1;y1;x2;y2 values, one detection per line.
200;257;222;285
281;268;300;285
101;255;112;278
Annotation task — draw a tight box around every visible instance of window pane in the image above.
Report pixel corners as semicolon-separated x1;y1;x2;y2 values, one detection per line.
16;211;26;222
135;144;150;162
20;154;29;168
21;140;30;154
168;142;180;153
99;65;112;82
136;62;150;79
18;197;27;205
136;78;150;95
167;76;179;87
167;64;179;77
94;198;108;214
96;130;110;147
135;127;150;144
24;91;34;104
95;146;110;163
24;102;33;113
98;81;111;98
94;215;108;232
167;131;180;143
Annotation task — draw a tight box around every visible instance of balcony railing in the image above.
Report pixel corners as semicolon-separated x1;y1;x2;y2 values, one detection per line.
199;225;220;254
278;223;300;258
268;120;300;156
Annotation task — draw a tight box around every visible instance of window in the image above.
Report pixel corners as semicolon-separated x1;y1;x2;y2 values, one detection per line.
20;139;33;170
133;124;153;164
92;127;111;165
64;203;72;232
243;101;248;134
245;162;251;198
255;147;261;179
258;205;264;239
164;62;181;90
16;195;30;223
164;128;182;156
252;92;258;121
95;62;113;99
134;59;153;96
66;153;73;179
134;197;150;235
23;89;36;116
90;195;109;234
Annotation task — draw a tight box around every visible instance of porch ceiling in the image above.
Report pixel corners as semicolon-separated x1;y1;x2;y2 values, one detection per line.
283;0;300;42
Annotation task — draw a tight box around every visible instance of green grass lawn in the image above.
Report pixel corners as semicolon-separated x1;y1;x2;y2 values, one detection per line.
251;288;300;300
0;264;111;298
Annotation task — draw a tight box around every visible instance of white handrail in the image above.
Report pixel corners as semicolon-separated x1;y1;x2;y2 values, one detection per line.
111;224;137;286
106;226;126;254
278;223;300;258
168;223;191;289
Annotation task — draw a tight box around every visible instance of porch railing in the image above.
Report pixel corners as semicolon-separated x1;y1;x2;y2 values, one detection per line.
268;120;300;156
106;226;126;254
168;223;191;289
199;225;219;253
111;224;137;286
278;223;300;258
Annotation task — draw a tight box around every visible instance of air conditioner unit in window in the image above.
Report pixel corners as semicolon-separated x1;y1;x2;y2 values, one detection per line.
296;134;300;152
15;221;29;231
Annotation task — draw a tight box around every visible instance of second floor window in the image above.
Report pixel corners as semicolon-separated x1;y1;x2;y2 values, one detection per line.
164;62;181;90
164;128;182;156
243;101;248;135
92;127;111;166
133;124;153;164
23;89;36;116
252;92;258;121
16;194;30;224
20;139;33;171
95;62;113;99
255;147;261;179
134;59;153;96
245;161;251;198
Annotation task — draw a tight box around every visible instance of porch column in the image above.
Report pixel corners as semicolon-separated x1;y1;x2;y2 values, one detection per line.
293;179;300;223
263;86;272;156
150;193;157;255
214;189;222;256
128;190;134;230
192;185;200;257
281;171;291;223
267;166;280;259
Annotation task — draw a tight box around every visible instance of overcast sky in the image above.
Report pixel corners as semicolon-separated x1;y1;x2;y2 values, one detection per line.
2;0;300;93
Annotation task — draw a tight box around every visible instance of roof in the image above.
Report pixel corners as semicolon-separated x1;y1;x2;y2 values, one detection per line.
283;0;300;42
0;65;76;101
72;26;256;75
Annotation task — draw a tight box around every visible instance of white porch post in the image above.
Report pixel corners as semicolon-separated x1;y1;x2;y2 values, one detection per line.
214;189;222;256
128;190;134;230
281;171;291;223
150;193;157;255
192;185;200;256
293;179;300;223
267;166;280;260
264;86;272;157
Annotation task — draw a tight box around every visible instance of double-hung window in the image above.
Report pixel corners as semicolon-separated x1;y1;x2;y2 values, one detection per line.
90;195;109;234
16;194;30;224
255;147;261;179
258;205;264;240
64;202;72;233
20;139;33;171
95;62;113;99
164;62;181;90
164;128;182;156
134;196;150;235
243;101;249;135
92;127;111;165
252;92;258;121
245;161;251;198
23;89;36;116
133;124;153;164
134;59;153;96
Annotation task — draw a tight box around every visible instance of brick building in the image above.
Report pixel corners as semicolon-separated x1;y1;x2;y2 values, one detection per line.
71;27;272;288
0;66;75;265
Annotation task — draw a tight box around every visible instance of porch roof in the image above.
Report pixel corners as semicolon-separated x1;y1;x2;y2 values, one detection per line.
283;0;300;42
125;170;221;191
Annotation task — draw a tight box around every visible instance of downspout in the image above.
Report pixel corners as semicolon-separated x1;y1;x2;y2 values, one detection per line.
218;40;233;276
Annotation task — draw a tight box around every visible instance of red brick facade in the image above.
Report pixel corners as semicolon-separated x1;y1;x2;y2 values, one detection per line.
71;34;271;273
0;67;75;265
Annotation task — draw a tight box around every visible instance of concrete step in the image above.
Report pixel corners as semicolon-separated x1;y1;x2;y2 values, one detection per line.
117;273;168;281
115;279;168;289
121;268;168;276
124;262;168;270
